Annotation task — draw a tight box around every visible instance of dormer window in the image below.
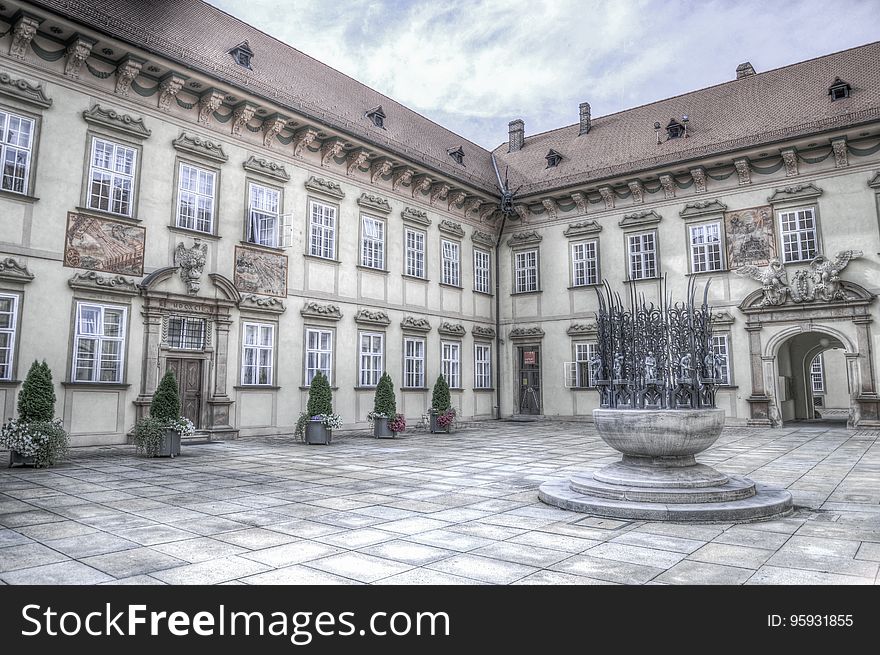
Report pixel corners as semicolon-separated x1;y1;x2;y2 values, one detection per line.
545;149;563;168
366;106;386;128
828;77;851;101
665;117;687;139
448;146;465;165
228;41;253;69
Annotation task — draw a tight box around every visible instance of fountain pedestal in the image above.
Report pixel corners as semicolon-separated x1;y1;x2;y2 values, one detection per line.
539;409;792;522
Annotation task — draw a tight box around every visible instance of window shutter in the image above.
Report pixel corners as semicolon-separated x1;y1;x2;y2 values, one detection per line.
280;213;293;248
563;362;577;388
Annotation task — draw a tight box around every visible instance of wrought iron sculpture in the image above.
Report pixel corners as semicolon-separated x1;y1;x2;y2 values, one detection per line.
593;276;719;409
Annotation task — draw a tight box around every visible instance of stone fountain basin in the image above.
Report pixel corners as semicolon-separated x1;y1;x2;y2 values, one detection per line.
593;408;725;459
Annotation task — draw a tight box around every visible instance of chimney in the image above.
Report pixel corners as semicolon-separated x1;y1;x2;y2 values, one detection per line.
508;119;524;152
579;102;591;135
736;62;756;79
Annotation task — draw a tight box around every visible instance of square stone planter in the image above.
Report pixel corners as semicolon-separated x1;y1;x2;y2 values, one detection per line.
156;428;182;458
8;450;35;467
306;420;332;445
373;417;396;439
429;412;450;434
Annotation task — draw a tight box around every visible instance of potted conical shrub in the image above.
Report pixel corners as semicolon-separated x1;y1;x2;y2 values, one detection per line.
370;372;401;438
302;372;339;445
132;370;193;457
429;374;455;433
2;361;68;468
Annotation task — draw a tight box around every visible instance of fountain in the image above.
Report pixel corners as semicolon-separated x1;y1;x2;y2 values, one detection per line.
539;278;792;521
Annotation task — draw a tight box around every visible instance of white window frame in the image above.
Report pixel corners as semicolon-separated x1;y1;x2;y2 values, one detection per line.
441;341;461;389
360;215;386;270
246;182;281;248
810;354;825;393
474;342;492;389
689;222;723;273
712;334;731;386
441;239;461;287
574;342;599;388
0;109;35;195
514;249;539;293
474;248;491;294
0;293;19;381
72;302;127;383
87;136;136;217
778;207;818;263
358;331;384;387
305;327;333;385
571;240;599;287
627;231;658;280
404;228;426;278
403;336;425;388
176;162;216;234
241;322;274;386
308;199;337;260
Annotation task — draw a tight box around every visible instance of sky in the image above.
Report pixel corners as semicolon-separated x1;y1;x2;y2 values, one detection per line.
206;0;880;150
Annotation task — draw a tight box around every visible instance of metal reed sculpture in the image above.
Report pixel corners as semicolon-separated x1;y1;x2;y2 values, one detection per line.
593;276;721;411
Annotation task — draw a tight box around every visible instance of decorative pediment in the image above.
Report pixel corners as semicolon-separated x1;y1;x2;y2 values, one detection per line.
438;322;466;337
564;220;602;237
243;155;290;182
679;200;728;220
240;294;286;314
83;105;150;139
354;308;391;326
868;171;880;189
567;323;597;336
471;230;496;247
68;271;138;295
439;219;465;238
305;175;344;199
618;210;661;228
507;230;542;247
767;183;823;205
401;207;430;226
300;301;342;321
357;192;391;214
0;70;52;108
0;257;34;283
400;316;431;333
739;280;874;315
472;325;496;339
509;326;545;341
172;132;228;163
711;310;735;326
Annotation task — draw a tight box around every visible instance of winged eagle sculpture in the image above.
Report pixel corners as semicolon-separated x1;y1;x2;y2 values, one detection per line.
736;250;862;306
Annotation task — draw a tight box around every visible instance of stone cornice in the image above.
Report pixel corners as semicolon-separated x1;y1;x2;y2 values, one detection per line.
0;69;52;108
438;219;465;238
172;132;228;163
679;200;728;220
767;182;823;205
354;308;391;326
243;155;290;182
471;230;496;247
619;210;661;228
567;323;597;336
305;175;345;200
400;316;431;333
357;192;392;214
506;230;542;247
509;326;545;341
300;301;342;321
401;207;430;226
82;104;151;139
68;271;138;295
0;257;34;284
438;322;466;337
563;220;602;237
472;325;496;339
869;171;880;189
712;310;735;326
239;294;286;314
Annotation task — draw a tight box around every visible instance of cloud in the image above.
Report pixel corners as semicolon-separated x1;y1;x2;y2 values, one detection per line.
207;0;880;148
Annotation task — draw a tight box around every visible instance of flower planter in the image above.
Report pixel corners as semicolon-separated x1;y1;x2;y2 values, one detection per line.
156;428;181;458
306;420;332;445
429;412;449;434
373;417;396;439
8;450;36;467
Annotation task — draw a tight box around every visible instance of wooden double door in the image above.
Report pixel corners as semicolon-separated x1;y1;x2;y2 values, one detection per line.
165;358;203;428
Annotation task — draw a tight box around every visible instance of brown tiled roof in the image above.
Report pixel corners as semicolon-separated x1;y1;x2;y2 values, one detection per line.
493;41;880;197
29;0;500;193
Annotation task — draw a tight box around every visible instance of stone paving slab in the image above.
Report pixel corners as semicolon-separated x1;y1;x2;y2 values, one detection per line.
1;420;878;585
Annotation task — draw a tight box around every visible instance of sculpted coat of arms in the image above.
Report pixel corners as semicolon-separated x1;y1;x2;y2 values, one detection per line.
736;250;862;306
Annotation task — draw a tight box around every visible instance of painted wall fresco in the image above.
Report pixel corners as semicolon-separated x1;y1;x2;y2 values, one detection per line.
63;211;146;276
723;205;777;268
234;245;288;298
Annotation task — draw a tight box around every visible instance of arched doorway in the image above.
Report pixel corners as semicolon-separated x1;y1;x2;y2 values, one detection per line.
772;330;851;424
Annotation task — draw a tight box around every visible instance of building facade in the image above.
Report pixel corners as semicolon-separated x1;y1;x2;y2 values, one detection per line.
0;0;878;447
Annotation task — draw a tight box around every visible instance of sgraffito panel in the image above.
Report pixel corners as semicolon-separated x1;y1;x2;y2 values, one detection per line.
724;205;776;268
63;212;145;276
234;245;288;298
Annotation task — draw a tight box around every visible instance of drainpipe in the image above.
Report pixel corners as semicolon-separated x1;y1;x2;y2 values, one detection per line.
490;153;510;421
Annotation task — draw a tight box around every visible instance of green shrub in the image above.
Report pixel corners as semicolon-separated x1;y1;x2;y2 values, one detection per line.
431;374;451;411
373;372;397;417
132;416;168;457
150;370;180;422
307;372;333;417
18;360;56;423
0;418;69;467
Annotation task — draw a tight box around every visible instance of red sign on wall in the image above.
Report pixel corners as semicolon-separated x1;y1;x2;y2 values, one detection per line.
523;351;537;365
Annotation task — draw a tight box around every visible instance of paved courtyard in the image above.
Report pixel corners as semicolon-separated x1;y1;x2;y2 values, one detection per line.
1;421;879;585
